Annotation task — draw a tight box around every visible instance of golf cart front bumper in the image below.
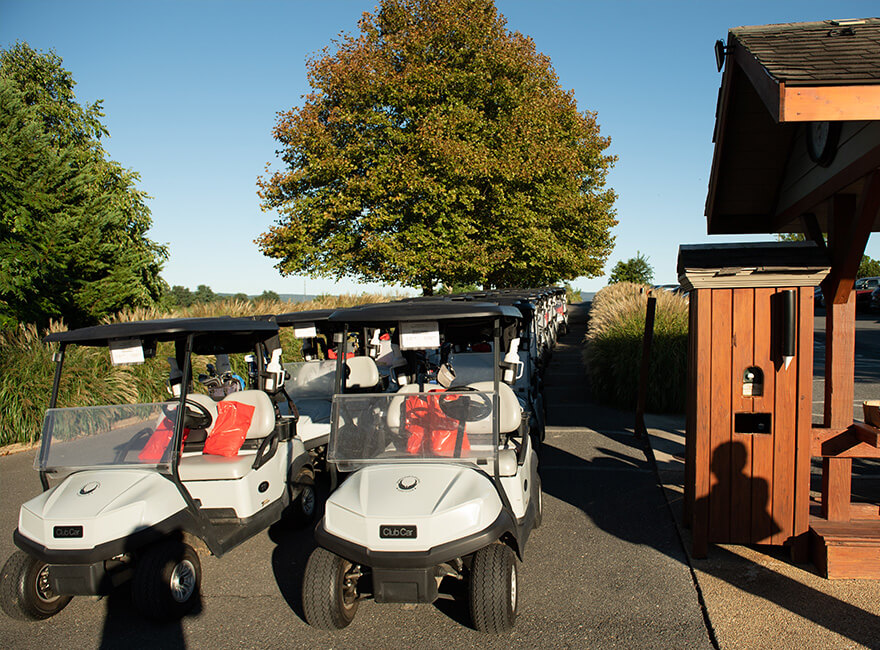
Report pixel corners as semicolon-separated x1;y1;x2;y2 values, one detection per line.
315;511;514;603
13;508;197;596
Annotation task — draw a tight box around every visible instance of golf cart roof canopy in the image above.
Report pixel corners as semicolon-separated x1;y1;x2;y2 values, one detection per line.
274;309;338;326
328;301;521;324
44;317;280;354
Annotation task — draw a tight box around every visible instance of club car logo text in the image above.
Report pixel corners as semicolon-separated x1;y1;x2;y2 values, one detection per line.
396;476;419;491
53;525;83;539
379;525;417;539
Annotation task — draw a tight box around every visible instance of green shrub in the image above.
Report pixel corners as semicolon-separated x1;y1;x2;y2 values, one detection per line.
564;283;582;304
582;283;688;413
0;293;403;446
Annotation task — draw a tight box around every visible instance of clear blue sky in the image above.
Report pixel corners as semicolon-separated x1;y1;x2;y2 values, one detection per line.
2;0;878;295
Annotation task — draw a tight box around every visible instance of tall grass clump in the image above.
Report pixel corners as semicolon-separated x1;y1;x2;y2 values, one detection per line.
582;283;689;413
0;293;404;447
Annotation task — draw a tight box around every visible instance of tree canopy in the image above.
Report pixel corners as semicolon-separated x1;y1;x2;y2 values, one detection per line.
858;255;880;279
258;0;616;294
608;252;653;285
0;42;167;328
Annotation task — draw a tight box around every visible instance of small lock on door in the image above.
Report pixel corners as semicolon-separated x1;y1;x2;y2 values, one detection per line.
742;366;764;397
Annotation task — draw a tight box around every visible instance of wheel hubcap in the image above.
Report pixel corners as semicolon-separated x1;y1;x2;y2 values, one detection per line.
301;486;316;516
340;563;360;610
35;564;59;604
510;564;518;611
170;559;196;603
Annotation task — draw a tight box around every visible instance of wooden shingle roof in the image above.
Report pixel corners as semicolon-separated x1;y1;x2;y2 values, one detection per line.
732;18;880;86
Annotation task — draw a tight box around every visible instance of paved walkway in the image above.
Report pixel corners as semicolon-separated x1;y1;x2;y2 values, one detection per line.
538;304;712;647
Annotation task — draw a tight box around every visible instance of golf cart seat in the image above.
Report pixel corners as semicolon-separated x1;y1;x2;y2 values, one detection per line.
283;360;336;396
344;356;381;390
178;390;276;481
386;381;522;436
295;398;332;448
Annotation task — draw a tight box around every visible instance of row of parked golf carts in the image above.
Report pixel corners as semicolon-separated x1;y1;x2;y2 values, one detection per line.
1;287;567;633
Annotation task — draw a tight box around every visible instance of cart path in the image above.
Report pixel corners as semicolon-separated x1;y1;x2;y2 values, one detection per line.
0;302;712;649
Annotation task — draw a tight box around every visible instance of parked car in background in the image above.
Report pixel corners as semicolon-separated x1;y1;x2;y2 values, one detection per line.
855;277;880;312
871;286;880;312
815;286;825;311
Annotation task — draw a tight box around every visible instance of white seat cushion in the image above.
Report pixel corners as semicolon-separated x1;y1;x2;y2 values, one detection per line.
295;398;332;447
178;452;257;481
221;390;275;439
345;356;380;389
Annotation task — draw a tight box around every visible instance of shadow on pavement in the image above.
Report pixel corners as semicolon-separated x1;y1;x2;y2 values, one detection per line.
98;582;200;650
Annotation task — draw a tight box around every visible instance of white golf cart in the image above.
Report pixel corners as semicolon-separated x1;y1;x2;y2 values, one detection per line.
0;318;315;621
302;302;541;633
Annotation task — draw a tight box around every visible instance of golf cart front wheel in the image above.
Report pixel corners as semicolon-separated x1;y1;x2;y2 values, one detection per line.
469;543;518;633
302;547;359;629
0;551;72;620
131;540;201;620
288;468;317;527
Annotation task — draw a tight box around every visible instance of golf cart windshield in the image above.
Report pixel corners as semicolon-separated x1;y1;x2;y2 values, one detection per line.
283;360;336;398
328;391;499;470
36;402;185;472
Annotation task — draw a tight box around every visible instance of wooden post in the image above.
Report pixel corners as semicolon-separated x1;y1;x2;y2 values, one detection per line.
817;175;880;521
635;293;656;438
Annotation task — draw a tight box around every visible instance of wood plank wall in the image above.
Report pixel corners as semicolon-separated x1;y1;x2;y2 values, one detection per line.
687;286;813;556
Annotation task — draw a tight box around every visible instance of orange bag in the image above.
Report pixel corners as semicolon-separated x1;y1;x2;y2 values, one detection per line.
138;417;189;462
203;400;255;457
404;390;470;457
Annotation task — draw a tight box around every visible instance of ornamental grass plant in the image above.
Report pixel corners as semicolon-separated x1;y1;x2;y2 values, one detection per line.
0;294;402;446
582;283;689;413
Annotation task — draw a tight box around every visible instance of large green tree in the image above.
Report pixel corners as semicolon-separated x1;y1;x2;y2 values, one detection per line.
258;0;616;294
0;43;167;328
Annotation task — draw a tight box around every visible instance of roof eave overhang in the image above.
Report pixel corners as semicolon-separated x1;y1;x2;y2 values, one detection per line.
706;35;880;235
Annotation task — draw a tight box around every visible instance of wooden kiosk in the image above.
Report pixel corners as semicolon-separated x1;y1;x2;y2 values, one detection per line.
692;18;880;578
679;243;829;558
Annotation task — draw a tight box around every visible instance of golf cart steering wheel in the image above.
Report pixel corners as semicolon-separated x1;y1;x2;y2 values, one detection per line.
162;398;213;430
114;426;154;462
436;387;493;422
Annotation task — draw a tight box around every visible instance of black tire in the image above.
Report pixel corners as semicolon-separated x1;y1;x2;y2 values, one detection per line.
469;543;518;633
288;468;317;527
302;547;359;630
0;551;72;621
131;540;200;621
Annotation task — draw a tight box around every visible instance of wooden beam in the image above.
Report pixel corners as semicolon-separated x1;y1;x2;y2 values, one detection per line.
825;171;880;305
824;194;859;304
705;35;738;228
732;39;781;122
802;213;826;250
811;428;880;459
812;426;853;445
821;457;852;521
781;85;880;122
822;290;855;429
852;422;880;448
773;134;880;229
